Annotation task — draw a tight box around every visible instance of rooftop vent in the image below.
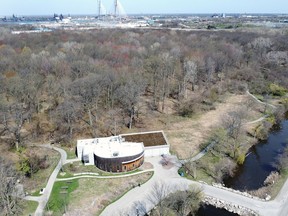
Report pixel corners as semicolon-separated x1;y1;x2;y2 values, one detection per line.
113;152;119;157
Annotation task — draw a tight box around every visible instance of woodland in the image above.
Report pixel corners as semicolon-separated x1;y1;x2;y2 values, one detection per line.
0;26;288;214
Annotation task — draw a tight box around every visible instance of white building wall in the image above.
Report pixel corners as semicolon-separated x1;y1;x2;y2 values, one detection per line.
144;146;170;157
76;143;84;160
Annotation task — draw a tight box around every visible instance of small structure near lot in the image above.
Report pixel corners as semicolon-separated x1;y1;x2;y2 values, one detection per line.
76;131;170;172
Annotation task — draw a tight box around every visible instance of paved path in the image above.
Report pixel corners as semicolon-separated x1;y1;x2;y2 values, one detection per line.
246;90;276;109
64;158;81;165
24;91;282;215
56;169;154;181
24;144;67;216
101;92;285;216
101;156;287;216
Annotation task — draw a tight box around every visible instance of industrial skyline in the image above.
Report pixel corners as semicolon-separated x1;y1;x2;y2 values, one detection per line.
0;0;288;16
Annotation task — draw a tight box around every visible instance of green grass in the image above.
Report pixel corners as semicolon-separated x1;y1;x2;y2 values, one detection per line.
46;180;79;215
179;151;222;184
59;145;77;159
22;200;38;216
31;190;43;196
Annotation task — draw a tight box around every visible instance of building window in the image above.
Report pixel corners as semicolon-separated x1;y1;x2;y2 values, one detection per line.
124;165;126;170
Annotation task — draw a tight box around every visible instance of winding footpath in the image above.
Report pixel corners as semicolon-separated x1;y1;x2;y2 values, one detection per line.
24;144;67;216
25;91;285;216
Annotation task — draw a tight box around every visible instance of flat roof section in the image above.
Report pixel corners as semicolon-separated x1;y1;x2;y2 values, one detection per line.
122;132;167;147
77;136;144;159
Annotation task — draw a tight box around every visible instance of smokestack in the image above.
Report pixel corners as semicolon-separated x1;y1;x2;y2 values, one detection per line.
114;0;118;16
98;0;101;17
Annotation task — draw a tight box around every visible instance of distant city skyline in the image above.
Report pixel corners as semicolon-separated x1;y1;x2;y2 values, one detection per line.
0;0;287;16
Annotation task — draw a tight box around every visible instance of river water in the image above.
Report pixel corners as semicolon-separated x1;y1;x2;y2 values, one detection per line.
224;115;288;191
197;115;288;215
196;204;238;216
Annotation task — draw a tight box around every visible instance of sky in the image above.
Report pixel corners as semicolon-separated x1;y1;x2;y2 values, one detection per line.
0;0;287;16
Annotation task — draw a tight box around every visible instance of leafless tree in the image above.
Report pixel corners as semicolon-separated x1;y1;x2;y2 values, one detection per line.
147;181;170;216
144;56;162;110
55;99;80;139
129;201;147;216
164;186;203;216
0;103;28;151
183;58;198;94
223;109;246;140
69;74;103;136
0;157;23;215
116;75;146;129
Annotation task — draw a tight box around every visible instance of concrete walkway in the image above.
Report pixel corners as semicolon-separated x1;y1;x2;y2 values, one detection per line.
24;144;67;216
101;92;285;216
24;91;282;216
56;169;154;181
101;156;287;216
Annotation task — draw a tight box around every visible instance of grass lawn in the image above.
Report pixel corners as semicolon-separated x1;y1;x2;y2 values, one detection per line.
59;145;77;159
22;200;38;216
47;171;153;216
46;179;79;215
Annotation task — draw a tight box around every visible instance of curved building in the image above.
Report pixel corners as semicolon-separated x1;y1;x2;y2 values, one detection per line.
77;136;144;172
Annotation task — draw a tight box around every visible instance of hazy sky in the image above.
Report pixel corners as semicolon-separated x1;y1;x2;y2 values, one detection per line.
0;0;287;16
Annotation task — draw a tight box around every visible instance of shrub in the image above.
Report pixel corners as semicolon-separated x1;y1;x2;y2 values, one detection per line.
269;83;287;97
237;153;246;165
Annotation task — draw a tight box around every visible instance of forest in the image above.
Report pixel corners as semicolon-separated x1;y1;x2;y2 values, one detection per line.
0;26;288;214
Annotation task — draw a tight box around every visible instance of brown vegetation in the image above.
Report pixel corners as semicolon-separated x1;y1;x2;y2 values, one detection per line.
0;25;288;214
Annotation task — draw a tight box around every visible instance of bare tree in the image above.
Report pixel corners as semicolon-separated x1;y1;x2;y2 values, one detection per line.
0;157;23;215
147;181;170;216
223;109;246;140
55;99;80;139
69;74;103;136
165;186;203;216
0;103;28;151
116;75;146;129
129;201;147;216
144;56;162;110
183;58;198;94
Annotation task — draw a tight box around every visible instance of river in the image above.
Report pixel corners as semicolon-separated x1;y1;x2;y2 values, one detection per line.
224;115;288;191
198;115;288;215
